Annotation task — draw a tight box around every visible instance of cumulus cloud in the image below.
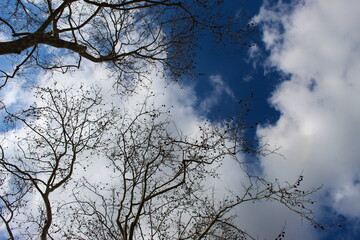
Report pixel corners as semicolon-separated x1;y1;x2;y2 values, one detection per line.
252;0;360;238
2;58;244;238
0;55;293;239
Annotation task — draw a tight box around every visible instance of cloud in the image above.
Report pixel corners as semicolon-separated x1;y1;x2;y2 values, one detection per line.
199;74;235;114
252;0;360;238
0;58;221;237
0;55;290;239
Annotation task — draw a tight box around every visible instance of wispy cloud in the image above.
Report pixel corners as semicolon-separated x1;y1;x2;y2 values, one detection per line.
199;74;235;114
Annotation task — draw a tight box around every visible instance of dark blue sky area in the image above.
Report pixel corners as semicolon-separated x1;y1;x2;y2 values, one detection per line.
192;1;359;239
193;0;280;133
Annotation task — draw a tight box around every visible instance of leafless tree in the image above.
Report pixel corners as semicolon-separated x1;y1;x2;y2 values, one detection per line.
53;98;320;240
0;148;32;240
0;85;114;239
0;0;255;89
0;2;320;239
0;86;321;239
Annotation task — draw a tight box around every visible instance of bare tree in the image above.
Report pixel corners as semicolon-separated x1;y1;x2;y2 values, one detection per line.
0;85;114;239
0;152;32;240
0;86;321;239
0;0;255;89
0;2;320;239
53;97;320;240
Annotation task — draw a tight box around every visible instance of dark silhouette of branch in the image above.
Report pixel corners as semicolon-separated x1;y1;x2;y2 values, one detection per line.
0;0;256;89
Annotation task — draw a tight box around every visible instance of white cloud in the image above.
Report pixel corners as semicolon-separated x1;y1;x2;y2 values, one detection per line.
252;0;360;238
0;58;218;237
0;56;297;239
0;80;35;110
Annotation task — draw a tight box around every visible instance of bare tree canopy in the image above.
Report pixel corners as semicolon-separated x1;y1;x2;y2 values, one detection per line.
0;85;321;240
0;85;115;239
0;0;254;89
0;1;322;239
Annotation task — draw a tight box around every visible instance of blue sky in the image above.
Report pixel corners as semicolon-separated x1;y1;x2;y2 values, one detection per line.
191;0;360;239
1;0;360;239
